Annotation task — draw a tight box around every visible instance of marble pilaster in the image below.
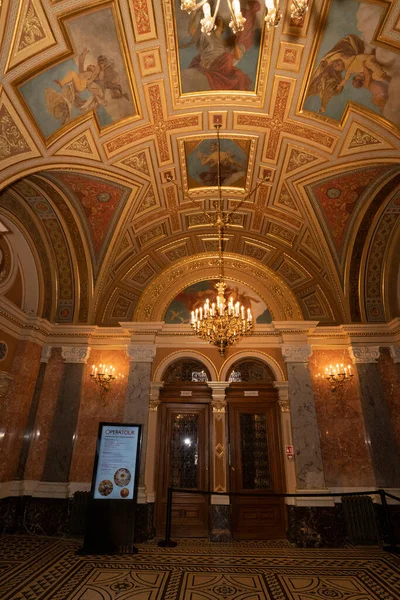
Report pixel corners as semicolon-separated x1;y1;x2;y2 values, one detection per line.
125;344;156;492
0;340;42;483
144;381;163;503
16;346;52;479
273;381;296;494
42;347;90;482
281;344;325;490
208;382;231;542
350;345;400;487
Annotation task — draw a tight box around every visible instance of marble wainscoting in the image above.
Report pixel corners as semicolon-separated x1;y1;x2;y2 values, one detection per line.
209;503;232;542
310;350;375;488
0;493;155;541
0;341;42;483
24;349;64;482
286;504;348;547
69;350;128;483
0;495;72;536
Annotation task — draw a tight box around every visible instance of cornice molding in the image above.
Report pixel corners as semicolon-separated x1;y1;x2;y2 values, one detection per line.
281;344;312;363
389;345;400;364
348;346;380;364
61;346;91;364
126;344;157;363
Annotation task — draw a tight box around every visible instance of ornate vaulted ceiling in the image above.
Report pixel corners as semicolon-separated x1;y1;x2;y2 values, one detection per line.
0;0;399;327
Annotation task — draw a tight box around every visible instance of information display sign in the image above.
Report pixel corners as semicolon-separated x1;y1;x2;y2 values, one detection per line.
92;423;141;501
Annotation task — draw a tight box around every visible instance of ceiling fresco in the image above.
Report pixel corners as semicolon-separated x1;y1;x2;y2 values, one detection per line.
0;0;399;328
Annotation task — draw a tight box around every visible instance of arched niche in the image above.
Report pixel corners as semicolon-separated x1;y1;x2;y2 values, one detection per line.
153;350;218;382
135;254;303;322
219;350;285;382
0;214;40;316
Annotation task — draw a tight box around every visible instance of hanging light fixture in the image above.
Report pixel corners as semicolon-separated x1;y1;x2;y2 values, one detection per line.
189;124;253;355
180;0;308;35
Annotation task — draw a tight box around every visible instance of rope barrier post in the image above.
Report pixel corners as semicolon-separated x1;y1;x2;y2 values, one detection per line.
379;489;399;554
158;487;177;547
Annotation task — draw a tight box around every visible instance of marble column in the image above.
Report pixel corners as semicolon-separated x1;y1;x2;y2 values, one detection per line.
125;344;156;498
350;346;400;487
281;344;325;491
273;381;296;495
208;382;231;542
144;381;163;503
16;346;52;480
42;347;90;482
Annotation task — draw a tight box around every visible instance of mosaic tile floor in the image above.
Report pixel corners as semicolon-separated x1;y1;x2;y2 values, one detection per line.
0;535;399;599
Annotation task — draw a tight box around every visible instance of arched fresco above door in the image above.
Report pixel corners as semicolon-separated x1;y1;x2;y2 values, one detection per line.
164;279;273;324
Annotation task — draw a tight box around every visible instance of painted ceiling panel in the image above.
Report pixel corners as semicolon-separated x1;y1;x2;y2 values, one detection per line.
0;0;399;327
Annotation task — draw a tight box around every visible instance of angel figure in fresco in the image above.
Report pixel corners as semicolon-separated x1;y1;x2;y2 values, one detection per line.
196;141;244;185
180;1;261;92
46;48;129;125
306;34;390;114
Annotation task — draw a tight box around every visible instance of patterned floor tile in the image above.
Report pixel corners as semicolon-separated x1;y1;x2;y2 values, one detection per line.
0;535;399;600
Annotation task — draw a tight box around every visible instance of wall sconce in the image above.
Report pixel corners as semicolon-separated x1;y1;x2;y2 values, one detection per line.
316;363;354;392
90;364;124;398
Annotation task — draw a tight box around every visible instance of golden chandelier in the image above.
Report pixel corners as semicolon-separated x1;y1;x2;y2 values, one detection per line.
189;124;253;355
180;0;309;34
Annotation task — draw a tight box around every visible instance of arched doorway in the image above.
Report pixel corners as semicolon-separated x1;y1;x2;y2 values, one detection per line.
155;359;212;537
225;359;286;539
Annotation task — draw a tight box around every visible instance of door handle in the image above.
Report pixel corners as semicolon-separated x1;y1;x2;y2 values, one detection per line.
231;466;235;471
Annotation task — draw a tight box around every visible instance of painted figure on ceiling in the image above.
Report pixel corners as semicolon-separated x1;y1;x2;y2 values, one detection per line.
179;1;261;92
45;48;130;125
306;33;390;114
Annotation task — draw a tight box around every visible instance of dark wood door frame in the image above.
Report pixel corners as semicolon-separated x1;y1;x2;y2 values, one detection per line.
155;385;211;537
227;385;287;539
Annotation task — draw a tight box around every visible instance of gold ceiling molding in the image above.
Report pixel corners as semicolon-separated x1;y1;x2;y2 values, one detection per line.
134;252;303;322
234;78;338;164
283;143;326;176
6;0;56;72
104;80;202;160
0;90;41;171
54;128;101;161
112;147;153;181
374;0;400;51
338;121;396;158
130;0;157;43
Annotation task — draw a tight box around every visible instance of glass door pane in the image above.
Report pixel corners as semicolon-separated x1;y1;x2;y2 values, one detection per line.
170;413;199;489
239;413;271;490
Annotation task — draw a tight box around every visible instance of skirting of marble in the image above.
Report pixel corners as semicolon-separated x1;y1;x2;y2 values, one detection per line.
0;496;155;541
0;534;399;600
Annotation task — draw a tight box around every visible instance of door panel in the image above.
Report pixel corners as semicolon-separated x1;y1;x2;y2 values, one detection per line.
229;402;286;539
156;403;209;537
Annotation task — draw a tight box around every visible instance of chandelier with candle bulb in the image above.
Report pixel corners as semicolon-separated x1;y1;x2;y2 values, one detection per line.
90;364;124;398
316;363;354;392
184;123;256;355
180;0;309;35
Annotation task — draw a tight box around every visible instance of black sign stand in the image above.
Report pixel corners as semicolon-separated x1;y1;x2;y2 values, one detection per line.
79;423;142;555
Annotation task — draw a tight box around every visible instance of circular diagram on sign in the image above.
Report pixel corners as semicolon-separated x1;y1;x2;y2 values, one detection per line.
98;480;113;496
114;468;131;487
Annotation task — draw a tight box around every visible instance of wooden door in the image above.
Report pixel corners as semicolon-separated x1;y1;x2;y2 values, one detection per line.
156;402;209;537
228;399;286;539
